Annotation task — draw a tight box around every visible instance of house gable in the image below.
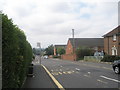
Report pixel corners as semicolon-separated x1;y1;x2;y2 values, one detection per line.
103;25;120;37
66;40;73;54
103;25;120;56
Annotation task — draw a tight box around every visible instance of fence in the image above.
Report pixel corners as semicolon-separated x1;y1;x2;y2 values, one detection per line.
84;56;103;62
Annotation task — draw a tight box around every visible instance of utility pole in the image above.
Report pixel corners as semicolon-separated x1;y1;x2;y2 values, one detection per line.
72;29;75;53
37;42;41;65
72;29;75;61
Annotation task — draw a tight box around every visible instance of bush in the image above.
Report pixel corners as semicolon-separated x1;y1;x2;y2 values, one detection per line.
101;55;120;62
76;46;94;60
53;55;61;58
2;13;33;88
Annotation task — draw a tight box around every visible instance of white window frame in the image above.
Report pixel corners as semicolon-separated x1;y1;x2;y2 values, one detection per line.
113;34;117;41
112;47;117;55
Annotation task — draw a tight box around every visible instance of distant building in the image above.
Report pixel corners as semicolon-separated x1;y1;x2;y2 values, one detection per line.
61;38;104;61
54;45;66;56
103;25;120;56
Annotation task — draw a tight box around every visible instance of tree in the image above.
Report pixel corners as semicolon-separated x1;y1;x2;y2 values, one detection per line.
45;44;54;55
33;48;36;55
57;48;65;55
76;46;94;60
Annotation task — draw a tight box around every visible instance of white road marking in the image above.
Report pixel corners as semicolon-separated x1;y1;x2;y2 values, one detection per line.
88;72;91;74
59;69;62;71
51;70;53;72
102;67;112;70
97;79;108;84
100;75;120;83
71;70;75;73
75;68;80;71
84;74;90;78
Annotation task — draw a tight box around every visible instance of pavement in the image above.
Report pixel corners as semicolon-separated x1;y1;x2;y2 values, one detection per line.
23;62;58;89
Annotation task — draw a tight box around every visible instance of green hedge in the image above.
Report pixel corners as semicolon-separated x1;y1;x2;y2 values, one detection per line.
101;55;120;62
2;13;33;88
53;55;61;58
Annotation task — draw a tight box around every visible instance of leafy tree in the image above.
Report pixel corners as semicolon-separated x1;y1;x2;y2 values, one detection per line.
57;48;65;55
76;46;94;60
33;48;36;55
32;48;41;55
45;44;54;55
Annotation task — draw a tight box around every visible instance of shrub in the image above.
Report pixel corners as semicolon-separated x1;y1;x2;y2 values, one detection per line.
101;55;120;62
53;55;61;58
2;13;32;88
76;46;94;60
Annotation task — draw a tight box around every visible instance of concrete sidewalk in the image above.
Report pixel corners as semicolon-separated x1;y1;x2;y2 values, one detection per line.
23;65;58;89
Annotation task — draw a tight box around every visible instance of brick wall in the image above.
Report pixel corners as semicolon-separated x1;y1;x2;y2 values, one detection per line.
61;54;76;61
66;40;73;54
104;36;120;56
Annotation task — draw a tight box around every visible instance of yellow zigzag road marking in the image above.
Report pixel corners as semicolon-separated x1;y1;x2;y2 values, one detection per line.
41;64;64;90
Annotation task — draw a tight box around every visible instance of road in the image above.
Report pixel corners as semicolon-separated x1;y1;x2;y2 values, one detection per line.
35;56;120;89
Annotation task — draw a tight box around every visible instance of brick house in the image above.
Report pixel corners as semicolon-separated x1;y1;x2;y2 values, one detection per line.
54;45;66;56
61;38;104;61
103;25;120;56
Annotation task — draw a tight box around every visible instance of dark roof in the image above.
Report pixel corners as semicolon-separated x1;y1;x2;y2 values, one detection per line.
54;45;66;49
69;38;104;48
103;25;120;37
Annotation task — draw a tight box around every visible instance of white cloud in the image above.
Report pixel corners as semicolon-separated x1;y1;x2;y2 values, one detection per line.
1;0;119;48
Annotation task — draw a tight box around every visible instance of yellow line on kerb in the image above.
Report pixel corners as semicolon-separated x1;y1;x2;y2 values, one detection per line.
41;64;65;90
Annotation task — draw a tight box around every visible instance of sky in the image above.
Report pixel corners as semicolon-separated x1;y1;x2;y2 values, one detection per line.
1;0;119;48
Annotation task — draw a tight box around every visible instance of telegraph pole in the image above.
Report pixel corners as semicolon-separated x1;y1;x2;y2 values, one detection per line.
72;29;75;61
37;42;41;65
72;29;75;53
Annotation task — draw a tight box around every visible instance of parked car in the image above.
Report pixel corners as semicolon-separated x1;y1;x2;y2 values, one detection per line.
112;60;120;74
44;55;48;59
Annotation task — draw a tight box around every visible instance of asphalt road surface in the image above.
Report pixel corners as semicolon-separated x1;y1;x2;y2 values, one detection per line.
36;56;120;89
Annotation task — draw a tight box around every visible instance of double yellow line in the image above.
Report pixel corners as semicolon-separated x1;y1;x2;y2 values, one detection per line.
41;64;65;90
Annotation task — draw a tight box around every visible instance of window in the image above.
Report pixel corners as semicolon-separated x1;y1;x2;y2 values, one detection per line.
113;34;117;41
